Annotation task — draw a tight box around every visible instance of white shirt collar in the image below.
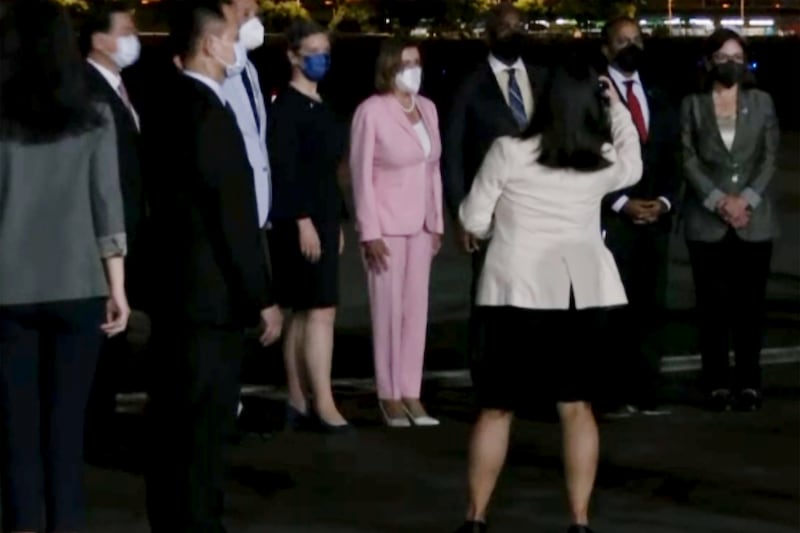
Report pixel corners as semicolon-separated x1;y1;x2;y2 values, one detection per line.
87;58;122;92
608;65;642;89
184;70;226;104
488;54;525;74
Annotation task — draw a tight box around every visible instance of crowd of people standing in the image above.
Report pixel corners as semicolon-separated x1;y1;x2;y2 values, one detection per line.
0;0;779;532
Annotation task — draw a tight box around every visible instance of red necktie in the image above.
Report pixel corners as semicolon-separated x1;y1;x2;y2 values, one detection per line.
624;80;648;143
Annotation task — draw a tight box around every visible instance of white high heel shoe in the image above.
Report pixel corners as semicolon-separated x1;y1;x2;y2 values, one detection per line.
379;402;411;428
402;405;440;427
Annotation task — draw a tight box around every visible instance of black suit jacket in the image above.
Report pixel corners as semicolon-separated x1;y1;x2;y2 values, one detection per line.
602;77;681;232
442;62;547;218
85;63;145;248
144;75;274;327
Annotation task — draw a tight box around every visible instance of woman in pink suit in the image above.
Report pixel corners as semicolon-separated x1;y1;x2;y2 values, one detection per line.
350;39;444;427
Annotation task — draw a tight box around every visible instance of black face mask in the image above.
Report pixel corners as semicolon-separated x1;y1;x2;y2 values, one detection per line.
613;44;644;74
490;32;524;65
713;61;747;88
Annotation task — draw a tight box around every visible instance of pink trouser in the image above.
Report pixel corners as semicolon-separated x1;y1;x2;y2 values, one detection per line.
367;232;433;400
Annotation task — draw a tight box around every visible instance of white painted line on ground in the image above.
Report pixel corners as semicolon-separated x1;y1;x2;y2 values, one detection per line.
116;345;800;405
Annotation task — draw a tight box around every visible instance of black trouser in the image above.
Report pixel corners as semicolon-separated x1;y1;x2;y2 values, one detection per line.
687;231;772;392
605;223;669;408
85;333;126;447
0;299;105;532
145;323;244;533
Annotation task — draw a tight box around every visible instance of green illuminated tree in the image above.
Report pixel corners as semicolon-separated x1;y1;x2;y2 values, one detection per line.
514;0;547;17
260;0;311;31
328;0;377;31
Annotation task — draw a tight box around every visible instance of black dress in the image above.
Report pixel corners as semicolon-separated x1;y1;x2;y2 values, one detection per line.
268;86;346;310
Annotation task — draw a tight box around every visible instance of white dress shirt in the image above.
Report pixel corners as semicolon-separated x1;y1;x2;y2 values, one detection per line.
413;121;432;158
222;60;271;227
488;55;534;120
88;58;140;130
459;102;643;310
607;66;671;213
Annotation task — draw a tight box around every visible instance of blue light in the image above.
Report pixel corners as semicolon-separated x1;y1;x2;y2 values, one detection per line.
750;61;758;70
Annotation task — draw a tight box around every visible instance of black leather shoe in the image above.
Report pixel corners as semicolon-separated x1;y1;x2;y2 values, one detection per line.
735;388;763;412
453;520;487;533
707;388;732;412
567;525;595;533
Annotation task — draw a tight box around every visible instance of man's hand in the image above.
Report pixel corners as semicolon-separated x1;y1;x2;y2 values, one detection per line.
363;239;391;273
455;222;480;253
623;199;661;224
259;305;283;347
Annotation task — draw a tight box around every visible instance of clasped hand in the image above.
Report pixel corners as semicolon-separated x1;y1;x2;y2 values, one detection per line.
623;199;666;224
716;195;750;229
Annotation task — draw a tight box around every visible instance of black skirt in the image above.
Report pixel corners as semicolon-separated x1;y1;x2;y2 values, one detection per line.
267;221;339;311
472;301;608;411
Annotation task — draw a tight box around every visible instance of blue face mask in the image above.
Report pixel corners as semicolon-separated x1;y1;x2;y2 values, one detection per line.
302;53;331;82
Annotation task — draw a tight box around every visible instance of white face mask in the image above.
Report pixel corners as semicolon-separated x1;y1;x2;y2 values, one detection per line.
111;35;141;69
239;16;265;51
215;39;247;78
395;66;422;95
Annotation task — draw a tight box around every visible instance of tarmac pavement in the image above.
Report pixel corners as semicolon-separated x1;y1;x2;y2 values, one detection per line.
86;364;799;532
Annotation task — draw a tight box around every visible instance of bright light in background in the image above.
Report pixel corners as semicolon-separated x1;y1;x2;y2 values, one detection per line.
665;18;681;26
721;18;744;26
750;19;775;26
689;18;714;27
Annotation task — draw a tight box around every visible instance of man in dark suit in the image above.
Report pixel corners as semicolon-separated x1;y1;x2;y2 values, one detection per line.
442;3;545;370
600;17;681;416
142;3;283;531
79;1;146;455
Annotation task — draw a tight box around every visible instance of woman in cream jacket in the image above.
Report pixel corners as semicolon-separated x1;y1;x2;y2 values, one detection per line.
453;63;642;533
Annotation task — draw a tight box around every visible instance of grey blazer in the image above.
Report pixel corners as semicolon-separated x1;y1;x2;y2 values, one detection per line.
0;104;127;306
680;89;780;242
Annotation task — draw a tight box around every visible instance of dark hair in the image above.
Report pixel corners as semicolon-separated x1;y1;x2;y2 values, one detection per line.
699;28;756;90
486;3;521;41
77;0;132;57
286;18;326;53
168;0;227;63
601;16;639;46
374;39;419;94
522;62;613;172
0;0;104;143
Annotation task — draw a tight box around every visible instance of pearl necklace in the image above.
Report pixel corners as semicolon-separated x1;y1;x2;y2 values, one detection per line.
399;95;416;113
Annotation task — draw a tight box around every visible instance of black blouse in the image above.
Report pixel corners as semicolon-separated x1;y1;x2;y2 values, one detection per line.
268;86;346;227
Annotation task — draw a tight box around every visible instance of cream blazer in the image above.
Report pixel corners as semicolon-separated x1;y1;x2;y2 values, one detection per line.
459;102;642;310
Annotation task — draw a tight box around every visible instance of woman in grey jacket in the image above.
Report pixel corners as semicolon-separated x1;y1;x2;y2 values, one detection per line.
681;29;779;412
0;1;129;531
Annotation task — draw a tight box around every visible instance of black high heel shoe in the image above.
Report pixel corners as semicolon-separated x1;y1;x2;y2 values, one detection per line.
453;520;487;533
285;403;313;431
312;410;354;434
567;525;595;533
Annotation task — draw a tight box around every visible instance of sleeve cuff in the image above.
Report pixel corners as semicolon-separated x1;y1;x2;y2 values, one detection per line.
741;187;762;209
703;189;726;212
611;195;630;213
657;196;672;212
97;233;127;258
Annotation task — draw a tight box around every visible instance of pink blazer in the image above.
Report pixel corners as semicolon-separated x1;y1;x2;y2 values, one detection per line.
349;94;444;242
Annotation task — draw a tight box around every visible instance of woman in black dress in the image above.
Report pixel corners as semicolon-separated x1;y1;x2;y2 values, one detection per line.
268;20;349;431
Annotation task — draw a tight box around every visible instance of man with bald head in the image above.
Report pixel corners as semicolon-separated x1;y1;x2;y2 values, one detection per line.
600;16;680;418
